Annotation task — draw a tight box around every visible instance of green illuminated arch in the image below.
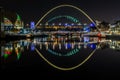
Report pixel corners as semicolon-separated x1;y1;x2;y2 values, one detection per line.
47;15;80;23
48;48;80;56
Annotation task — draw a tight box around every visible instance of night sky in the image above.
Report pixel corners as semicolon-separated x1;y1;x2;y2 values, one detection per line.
1;0;120;24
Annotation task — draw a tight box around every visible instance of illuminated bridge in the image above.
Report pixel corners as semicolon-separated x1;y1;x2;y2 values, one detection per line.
31;4;102;71
28;4;100;37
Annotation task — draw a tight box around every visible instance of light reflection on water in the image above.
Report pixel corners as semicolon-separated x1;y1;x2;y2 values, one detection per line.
1;36;120;68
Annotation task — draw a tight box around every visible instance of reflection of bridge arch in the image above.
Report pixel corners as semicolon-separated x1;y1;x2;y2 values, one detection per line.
47;15;80;23
35;48;97;70
36;4;99;31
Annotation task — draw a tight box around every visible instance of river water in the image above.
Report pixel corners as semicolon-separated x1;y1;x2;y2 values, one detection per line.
1;36;120;79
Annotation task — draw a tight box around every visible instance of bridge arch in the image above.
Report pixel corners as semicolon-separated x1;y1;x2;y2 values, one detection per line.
35;4;100;70
35;48;97;70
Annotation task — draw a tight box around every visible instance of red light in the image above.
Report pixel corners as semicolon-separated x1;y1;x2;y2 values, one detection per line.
97;33;101;37
5;51;11;55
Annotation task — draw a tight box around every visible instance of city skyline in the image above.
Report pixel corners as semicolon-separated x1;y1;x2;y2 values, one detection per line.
1;0;120;24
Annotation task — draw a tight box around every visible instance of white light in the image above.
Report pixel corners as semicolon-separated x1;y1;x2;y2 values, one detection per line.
78;23;82;25
71;23;74;26
84;23;87;25
39;23;42;26
111;46;115;49
52;23;55;26
59;23;61;25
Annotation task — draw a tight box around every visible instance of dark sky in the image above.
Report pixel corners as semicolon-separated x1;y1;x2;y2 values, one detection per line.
1;0;120;24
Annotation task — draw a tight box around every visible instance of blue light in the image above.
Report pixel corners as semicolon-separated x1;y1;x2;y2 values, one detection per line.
84;37;89;42
90;23;95;27
64;43;71;48
84;27;90;32
65;23;68;26
90;43;96;49
31;43;35;51
30;21;35;29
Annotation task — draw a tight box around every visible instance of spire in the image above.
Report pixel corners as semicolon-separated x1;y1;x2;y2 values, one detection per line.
16;14;21;21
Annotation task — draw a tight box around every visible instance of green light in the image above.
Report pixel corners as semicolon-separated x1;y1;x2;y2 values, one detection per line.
65;48;79;56
4;54;9;59
48;48;80;56
17;53;21;60
16;14;21;21
47;15;80;23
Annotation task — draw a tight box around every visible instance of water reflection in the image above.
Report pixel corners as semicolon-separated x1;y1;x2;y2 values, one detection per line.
1;36;120;69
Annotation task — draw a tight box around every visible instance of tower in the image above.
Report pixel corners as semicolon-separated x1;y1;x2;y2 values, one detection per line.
14;14;22;29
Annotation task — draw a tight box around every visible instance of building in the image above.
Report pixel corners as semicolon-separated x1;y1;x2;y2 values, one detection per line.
1;8;24;33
